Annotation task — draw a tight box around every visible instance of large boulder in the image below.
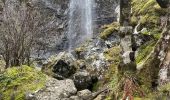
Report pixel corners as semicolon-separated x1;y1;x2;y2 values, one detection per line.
72;70;98;91
32;78;77;100
42;52;77;79
52;59;76;79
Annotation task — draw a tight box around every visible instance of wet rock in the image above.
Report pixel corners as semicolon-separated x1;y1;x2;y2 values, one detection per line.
121;35;132;51
72;70;98;91
122;51;131;64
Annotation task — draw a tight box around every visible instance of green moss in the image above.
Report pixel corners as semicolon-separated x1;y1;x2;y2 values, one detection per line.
103;46;122;99
75;47;86;53
0;65;46;100
136;40;156;64
100;22;120;40
158;83;170;92
104;46;121;63
130;16;138;26
132;0;160;15
132;0;167;27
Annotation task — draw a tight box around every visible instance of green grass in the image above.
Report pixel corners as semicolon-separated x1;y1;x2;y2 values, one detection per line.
0;65;46;100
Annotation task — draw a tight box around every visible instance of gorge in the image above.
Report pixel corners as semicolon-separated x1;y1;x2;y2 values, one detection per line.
0;0;170;100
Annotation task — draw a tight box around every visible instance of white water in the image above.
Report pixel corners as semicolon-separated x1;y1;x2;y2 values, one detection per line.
68;0;94;52
115;5;120;22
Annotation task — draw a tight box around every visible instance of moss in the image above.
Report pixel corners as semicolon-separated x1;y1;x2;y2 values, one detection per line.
132;0;160;15
104;46;121;63
103;46;122;99
136;40;156;64
137;53;160;94
0;65;46;100
41;54;59;76
158;83;170;92
75;47;86;53
130;16;138;26
131;0;167;27
100;22;120;40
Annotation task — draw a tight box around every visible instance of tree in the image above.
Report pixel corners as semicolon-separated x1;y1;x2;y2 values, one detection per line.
0;0;46;68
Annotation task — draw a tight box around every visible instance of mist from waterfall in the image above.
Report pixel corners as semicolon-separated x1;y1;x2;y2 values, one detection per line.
68;0;94;52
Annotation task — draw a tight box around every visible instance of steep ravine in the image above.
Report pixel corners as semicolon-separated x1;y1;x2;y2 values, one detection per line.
0;0;170;100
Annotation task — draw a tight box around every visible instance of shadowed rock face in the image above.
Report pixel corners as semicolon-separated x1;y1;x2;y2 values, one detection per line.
52;59;76;78
156;0;169;8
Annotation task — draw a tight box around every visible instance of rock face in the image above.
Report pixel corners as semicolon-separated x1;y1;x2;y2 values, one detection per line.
30;0;120;55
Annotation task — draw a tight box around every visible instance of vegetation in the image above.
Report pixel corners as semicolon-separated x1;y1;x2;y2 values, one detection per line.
131;0;167;39
0;65;46;100
0;0;55;68
136;40;156;64
100;22;120;39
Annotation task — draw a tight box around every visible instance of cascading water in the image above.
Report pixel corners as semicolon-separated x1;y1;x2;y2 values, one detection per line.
68;0;94;52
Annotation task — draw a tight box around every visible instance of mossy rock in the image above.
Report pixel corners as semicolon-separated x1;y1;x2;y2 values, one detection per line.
0;65;46;100
100;22;120;40
104;46;121;63
131;0;168;28
136;40;156;64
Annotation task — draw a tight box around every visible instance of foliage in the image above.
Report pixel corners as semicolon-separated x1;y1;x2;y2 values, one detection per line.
0;65;46;100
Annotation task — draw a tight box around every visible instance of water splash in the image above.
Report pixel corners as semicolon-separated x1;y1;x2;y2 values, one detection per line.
68;0;94;52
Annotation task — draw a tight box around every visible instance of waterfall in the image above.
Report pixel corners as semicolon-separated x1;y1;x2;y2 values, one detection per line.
115;5;120;22
68;0;94;52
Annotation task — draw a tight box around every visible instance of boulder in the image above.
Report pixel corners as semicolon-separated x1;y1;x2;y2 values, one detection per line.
77;89;92;100
42;52;77;79
52;59;76;79
72;70;98;91
33;78;77;100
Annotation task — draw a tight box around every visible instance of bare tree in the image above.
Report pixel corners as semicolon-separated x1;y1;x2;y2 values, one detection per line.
0;0;44;68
